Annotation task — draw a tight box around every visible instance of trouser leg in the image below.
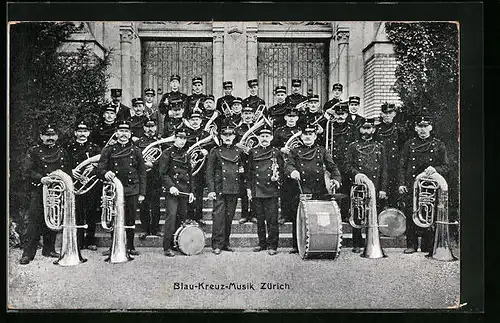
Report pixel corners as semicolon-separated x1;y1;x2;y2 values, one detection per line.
211;194;225;249
125;195;138;250
149;186;161;234
223;195;238;248
163;196;179;251
22;190;44;259
265;198;279;250
254;199;267;248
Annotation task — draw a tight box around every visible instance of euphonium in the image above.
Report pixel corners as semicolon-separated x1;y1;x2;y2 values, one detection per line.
238;117;266;151
203;110;220;133
43;169;87;266
142;135;176;165
284;131;303;150
349;174;386;259
101;177;134;263
186;128;220;176
413;171;457;261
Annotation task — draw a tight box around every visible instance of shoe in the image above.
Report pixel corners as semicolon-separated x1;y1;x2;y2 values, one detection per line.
87;245;98;251
154;232;164;237
139;233;148;240
253;246;266;252
278;218;286;225
42;251;60;258
128;249;140;256
196;219;206;226
250;217;258;223
163;249;175;257
404;247;417;254
19;256;30;265
352;247;361;253
222;246;234;252
213;248;221;255
289;248;299;254
268;249;277;256
102;249;111;256
238;218;249;224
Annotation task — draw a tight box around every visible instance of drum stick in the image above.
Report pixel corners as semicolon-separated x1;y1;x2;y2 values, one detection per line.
296;179;304;195
178;191;192;197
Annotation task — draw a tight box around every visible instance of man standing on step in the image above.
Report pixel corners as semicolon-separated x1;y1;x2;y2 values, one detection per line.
158;74;188;122
216;81;236;115
158;128;195;257
206;126;246;255
285;123;342;254
242;79;265;111
322;83;344;112
97;121;146;257
109;88;131;122
186;77;206;116
345;118;388;253
247;125;283;256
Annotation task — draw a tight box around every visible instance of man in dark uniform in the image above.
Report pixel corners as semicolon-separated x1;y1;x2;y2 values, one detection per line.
285;123;342;254
267;85;289;130
201;94;223;132
324;101;358;222
158;74;189;121
286;79;308;110
345;118;388;253
136;120;163;239
185;111;212;226
19;125;70;265
129;98;149;141
91;105;119;150
186;77;206;116
143;88;164;136
322;83;344;112
97;121;146;256
224;97;244;127
109;88;131;122
247;125;283;255
299;94;327;144
206;126;247;254
163;99;187;138
346;96;365;130
158;128;195;257
272;108;301;225
216;81;236;115
234;106;257;225
67;122;101;251
375;103;408;207
242;79;265;110
398;115;449;254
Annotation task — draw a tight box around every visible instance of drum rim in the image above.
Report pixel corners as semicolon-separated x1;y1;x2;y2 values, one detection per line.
378;207;406;237
173;224;206;255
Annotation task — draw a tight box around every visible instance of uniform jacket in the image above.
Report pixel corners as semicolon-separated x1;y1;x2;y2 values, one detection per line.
216;95;236;114
97;141;147;197
234;122;253;143
144;102;164;137
325;121;357;172
109;102;131;122
129;115;149;138
158;144;193;194
285;144;342;195
205;144;246;195
163;118;185;138
345;138;388;192
247;146;283;198
25;143;70;190
375;121;408;173
186;93;206;115
346;113;364;131
242;95;266;110
398;136;450;187
286;93;308;108
158;91;189;115
66;140;101;169
271;125;301;148
201;109;224;133
224;113;242;128
91;121;117;150
322;97;342;112
267;102;288;130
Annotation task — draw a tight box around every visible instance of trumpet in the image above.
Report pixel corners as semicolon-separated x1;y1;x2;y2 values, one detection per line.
101;177;134;263
142;135;176;165
253;104;267;123
295;99;309;112
413;171;457;261
186;128;220;176
43;169;87;266
349;174;386;259
222;100;233;117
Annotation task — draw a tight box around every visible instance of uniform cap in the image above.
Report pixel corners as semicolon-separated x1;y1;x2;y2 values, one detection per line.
308;94;319;102
349;96;361;105
415;115;432;127
204;94;215;102
274;85;287;94
132;98;144;106
144;88;155;96
291;79;302;87
242;105;254;113
110;88;122;97
220;126;235;135
174;128;187;138
332;83;343;91
170;74;181;82
258;125;273;135
189;112;202;119
144;119;156;127
192;77;203;85
223;81;233;88
41;124;57;135
361;118;376;128
333;101;349;113
75;122;89;131
104;105;117;114
302;123;317;134
285;108;299;116
232;97;242;105
117;120;131;130
247;79;258;87
381;102;396;113
170;98;184;110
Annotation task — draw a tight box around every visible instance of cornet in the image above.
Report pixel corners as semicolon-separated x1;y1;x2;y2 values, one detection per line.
43;169;87;266
295;99;309;113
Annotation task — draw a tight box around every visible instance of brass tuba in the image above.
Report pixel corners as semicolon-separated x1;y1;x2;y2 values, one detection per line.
237;115;273;151
203;110;220;133
413;171;457;261
349;174;386;258
284;131;303;150
186;128;220;176
43;169;87;266
142;135;176;165
101;177;135;263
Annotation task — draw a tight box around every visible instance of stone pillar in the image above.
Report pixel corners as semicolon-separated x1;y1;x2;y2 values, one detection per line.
224;22;247;98
212;23;225;98
246;23;258;97
336;26;350;97
328;22;337;100
120;26;134;107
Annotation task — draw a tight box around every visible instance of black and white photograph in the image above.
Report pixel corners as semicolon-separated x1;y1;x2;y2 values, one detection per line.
7;5;480;311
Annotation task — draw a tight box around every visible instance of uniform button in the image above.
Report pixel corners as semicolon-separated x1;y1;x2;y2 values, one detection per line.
256;174;258;176
392;147;395;150
411;150;415;153
412;166;415;169
374;167;377;170
44;165;47;167
429;158;433;161
412;174;416;178
129;163;132;166
316;179;319;181
300;163;304;166
392;155;395;158
223;170;226;172
430;150;434;152
267;174;270;177
256;166;259;168
412;158;415;161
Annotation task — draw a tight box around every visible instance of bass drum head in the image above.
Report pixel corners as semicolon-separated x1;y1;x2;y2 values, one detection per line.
378;208;406;237
174;225;206;255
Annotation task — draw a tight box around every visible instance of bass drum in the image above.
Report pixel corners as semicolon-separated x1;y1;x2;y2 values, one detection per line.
296;199;342;260
173;223;206;255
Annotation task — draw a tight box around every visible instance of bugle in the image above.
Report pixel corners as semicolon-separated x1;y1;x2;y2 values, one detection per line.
43;169;87;266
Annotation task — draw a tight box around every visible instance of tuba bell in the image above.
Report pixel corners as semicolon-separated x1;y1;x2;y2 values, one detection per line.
186;128;220;176
101;177;135;263
413;171;457;261
349;174;386;259
43;169;87;266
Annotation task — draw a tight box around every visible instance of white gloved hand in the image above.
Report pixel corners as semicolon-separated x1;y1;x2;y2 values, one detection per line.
290;170;300;180
169;186;180;196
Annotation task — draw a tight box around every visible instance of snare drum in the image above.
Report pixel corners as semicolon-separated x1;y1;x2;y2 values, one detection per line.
296;198;342;260
173;223;206;255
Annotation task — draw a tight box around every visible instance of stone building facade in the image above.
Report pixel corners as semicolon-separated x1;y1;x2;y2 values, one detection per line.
65;21;401;118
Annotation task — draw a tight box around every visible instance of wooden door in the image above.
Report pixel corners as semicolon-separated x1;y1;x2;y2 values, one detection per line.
142;40;213;103
258;41;328;107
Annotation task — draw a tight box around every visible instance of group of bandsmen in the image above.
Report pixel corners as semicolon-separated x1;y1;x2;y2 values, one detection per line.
18;75;450;264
